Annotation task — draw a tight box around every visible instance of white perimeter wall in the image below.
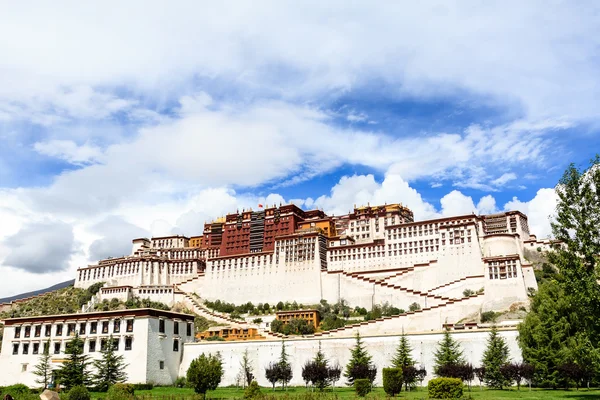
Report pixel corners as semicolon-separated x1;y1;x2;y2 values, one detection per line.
179;329;521;387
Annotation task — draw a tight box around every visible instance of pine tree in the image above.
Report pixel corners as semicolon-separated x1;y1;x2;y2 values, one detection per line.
93;336;128;392
433;330;465;375
277;341;292;389
392;332;415;368
240;349;254;389
519;157;600;387
344;332;376;385
391;332;416;390
57;333;91;390
33;341;52;389
481;326;510;388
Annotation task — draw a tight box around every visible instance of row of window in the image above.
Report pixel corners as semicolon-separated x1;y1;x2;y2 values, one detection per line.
15;320;134;339
12;337;134;356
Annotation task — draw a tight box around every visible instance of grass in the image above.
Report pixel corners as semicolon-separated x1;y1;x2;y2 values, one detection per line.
89;386;600;400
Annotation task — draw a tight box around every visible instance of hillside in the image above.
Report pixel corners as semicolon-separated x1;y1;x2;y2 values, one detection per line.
0;279;75;304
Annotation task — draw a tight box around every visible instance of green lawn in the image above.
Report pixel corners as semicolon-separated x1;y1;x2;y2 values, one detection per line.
91;386;600;400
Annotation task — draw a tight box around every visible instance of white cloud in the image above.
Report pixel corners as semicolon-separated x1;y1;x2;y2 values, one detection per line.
491;172;517;187
34;139;104;165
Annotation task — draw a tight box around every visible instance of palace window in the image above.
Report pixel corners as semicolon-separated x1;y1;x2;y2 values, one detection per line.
159;319;165;333
80;323;86;334
43;342;49;354
33;343;39;355
34;325;41;337
114;319;121;333
54;343;61;354
91;322;97;334
45;325;51;337
89;340;96;352
174;321;179;335
67;324;75;336
173;339;179;352
22;344;29;354
56;325;63;336
126;319;134;332
14;327;21;338
125;337;132;351
12;344;18;355
102;321;109;334
24;326;31;338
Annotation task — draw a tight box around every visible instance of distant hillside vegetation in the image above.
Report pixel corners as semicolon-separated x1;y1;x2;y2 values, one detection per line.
0;279;75;304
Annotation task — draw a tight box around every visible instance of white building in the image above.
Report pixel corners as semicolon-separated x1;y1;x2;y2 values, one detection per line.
0;308;195;387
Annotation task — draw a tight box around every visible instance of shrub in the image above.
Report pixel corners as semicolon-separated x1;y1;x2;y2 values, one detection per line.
3;384;30;396
462;289;475;297
428;377;463;399
480;311;498;323
107;383;134;400
131;383;154;390
243;380;262;399
67;386;90;400
382;368;403;396
354;379;371;397
252;318;263;324
409;302;421;312
174;377;187;388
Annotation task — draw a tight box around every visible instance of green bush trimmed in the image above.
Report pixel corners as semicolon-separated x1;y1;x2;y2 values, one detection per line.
382;367;403;396
3;384;30;396
131;383;154;390
243;380;262;400
354;379;371;397
67;386;90;400
428;377;463;399
107;383;135;400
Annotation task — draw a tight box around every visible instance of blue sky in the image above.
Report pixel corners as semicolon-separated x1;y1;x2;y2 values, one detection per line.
0;1;598;296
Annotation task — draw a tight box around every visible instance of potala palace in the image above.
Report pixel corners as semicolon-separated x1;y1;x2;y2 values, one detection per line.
1;203;549;386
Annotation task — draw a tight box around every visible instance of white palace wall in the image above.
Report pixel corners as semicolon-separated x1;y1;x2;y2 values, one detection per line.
179;329;522;387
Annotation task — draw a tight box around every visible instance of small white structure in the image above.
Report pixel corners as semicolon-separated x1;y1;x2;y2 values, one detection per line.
0;308;195;387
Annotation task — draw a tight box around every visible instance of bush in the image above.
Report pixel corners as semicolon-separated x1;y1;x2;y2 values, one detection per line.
3;384;30;396
67;386;90;400
462;289;475;297
131;383;154;390
107;384;134;400
354;379;371;397
428;377;463;399
174;377;187;388
480;311;498;323
243;380;262;400
382;368;403;396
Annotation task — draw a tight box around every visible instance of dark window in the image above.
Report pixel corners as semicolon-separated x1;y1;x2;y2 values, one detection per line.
44;325;51;337
159;319;165;333
125;337;132;351
186;323;192;337
79;323;86;335
113;319;120;333
54;342;61;354
91;322;97;334
126;319;134;332
67;324;76;336
14;327;21;338
89;340;96;352
24;326;31;338
56;325;63;336
173;339;179;352
100;339;107;351
34;325;41;337
23;343;29;354
33;343;39;355
112;338;119;351
43;342;49;354
12;344;18;355
102;321;109;334
173;321;179;335
159;361;164;370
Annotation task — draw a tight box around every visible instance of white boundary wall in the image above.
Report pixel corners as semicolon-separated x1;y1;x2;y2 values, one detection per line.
179;329;521;387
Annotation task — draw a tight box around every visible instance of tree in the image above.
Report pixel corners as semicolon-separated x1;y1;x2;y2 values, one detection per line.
186;353;224;399
433;330;465;376
382;368;403;397
57;333;91;390
391;332;416;390
328;362;342;390
344;332;376;385
409;302;421;312
301;342;332;391
474;367;486;391
265;362;280;391
519;158;600;387
481;326;510;389
92;336;127;391
277;341;292;389
33;341;52;389
239;349;254;389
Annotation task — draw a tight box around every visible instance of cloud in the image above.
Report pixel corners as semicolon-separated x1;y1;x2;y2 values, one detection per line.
34;139;104;165
88;216;150;261
491;172;517;187
2;220;76;274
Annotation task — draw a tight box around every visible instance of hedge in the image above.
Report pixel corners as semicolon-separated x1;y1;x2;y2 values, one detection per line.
428;377;463;399
382;367;403;396
354;379;372;397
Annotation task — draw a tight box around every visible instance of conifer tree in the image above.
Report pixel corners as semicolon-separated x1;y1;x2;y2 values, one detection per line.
391;332;416;390
433;330;465;376
93;336;128;391
277;341;292;389
33;341;52;389
344;332;376;385
481;326;510;388
57;333;91;390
